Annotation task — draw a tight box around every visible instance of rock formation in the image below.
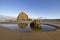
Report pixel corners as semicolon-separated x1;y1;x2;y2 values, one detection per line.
17;12;28;29
17;12;41;31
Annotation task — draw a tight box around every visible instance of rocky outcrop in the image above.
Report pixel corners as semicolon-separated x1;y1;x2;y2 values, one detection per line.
17;12;29;29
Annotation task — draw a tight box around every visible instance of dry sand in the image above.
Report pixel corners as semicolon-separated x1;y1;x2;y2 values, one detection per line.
0;26;60;40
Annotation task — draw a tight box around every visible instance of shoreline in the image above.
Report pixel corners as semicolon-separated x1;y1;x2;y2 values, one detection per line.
0;21;60;26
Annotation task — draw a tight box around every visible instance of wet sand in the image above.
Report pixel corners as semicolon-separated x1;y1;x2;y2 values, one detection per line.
0;26;60;40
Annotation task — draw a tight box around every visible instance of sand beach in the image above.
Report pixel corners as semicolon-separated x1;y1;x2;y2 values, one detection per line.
0;25;60;40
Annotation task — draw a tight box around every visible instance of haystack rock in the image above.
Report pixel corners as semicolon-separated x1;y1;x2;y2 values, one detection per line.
17;12;29;29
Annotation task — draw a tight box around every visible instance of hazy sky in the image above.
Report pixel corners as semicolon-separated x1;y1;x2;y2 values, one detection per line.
0;0;60;19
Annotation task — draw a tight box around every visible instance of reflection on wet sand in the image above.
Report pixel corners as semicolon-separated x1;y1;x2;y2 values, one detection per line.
0;24;58;32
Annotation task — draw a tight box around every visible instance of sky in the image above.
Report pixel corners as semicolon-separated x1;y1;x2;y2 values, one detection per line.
0;0;60;19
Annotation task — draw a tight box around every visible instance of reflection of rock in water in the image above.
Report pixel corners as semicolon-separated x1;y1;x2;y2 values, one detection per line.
18;23;28;29
30;20;41;30
17;12;28;29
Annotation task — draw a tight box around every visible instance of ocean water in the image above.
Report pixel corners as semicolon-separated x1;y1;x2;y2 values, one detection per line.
0;24;58;32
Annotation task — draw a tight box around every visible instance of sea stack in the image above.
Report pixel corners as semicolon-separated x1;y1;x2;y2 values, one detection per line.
17;12;28;29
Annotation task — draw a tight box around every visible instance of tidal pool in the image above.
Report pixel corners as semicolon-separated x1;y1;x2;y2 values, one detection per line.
0;24;59;32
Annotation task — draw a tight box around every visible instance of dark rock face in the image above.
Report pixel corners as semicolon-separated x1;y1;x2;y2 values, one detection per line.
30;20;41;30
30;22;35;28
